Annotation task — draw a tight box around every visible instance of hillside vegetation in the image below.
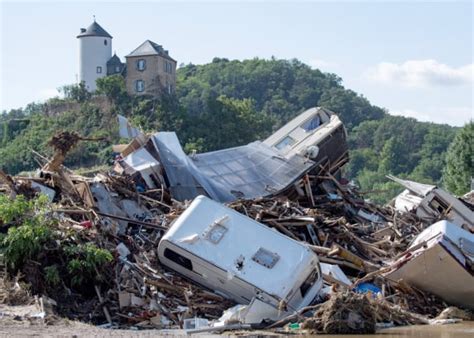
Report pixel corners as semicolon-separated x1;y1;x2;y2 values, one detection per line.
1;58;469;202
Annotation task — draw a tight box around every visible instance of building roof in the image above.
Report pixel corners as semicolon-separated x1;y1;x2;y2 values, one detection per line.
77;21;112;38
125;40;176;62
107;53;122;66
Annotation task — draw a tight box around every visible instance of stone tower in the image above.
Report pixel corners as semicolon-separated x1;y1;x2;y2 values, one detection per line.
77;20;112;91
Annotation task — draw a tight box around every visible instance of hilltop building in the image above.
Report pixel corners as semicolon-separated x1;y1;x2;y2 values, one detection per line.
77;20;176;96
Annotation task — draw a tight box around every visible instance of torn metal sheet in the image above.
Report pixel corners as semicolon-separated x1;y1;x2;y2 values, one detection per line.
152;132;316;203
118;114;142;139
122;147;162;189
151;132;205;201
191;141;316;202
30;181;56;202
387;175;436;197
90;182;151;234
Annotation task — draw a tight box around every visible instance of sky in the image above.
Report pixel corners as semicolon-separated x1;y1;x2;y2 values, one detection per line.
0;0;472;126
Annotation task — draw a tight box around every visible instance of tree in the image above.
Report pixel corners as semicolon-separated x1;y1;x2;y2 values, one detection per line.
96;75;129;110
442;122;473;195
59;82;91;102
378;137;408;175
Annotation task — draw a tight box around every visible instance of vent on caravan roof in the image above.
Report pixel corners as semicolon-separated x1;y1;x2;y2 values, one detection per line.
252;248;280;269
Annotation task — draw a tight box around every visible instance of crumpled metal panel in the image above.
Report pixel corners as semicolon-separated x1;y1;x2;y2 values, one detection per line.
191;141;316;202
152;132;316;202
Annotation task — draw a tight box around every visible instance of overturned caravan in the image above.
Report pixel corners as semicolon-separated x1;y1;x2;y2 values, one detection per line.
263;107;348;173
386;220;474;310
158;196;323;321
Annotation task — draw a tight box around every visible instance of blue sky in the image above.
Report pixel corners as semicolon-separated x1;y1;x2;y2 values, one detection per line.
1;1;472;126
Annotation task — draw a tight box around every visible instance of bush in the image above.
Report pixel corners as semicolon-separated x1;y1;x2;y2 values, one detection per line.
64;243;113;287
0;195;53;270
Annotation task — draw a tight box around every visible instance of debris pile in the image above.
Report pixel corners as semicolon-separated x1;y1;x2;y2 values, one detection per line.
302;291;376;334
1;107;473;334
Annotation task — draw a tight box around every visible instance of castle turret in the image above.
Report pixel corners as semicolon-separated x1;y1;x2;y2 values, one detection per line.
77;20;112;91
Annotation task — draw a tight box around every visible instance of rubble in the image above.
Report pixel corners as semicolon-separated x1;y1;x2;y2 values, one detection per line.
301;291;377;334
0;107;472;334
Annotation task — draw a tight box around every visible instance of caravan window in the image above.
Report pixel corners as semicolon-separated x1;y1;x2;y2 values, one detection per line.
301;116;321;132
164;248;193;270
430;196;449;214
300;268;319;297
275;136;296;150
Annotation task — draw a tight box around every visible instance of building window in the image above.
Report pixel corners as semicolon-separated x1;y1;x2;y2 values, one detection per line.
164;61;173;74
137;59;146;71
164;61;172;74
135;80;144;92
115;65;120;73
104;39;107;46
96;66;102;74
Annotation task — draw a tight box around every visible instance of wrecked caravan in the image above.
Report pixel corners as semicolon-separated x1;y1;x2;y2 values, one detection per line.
386;220;474;310
388;175;474;231
263;107;348;172
158;196;323;318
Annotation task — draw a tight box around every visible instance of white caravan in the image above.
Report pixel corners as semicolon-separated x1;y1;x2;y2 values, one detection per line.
388;175;474;231
263;107;348;171
386;220;474;310
158;196;323;320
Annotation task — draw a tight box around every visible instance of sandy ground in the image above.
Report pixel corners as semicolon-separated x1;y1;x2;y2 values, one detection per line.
1;304;473;337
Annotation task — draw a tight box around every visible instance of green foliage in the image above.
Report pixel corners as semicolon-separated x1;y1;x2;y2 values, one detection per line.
2;221;53;270
443;122;473;195
44;265;61;286
0;195;53;270
59;82;91;102
177;58;384;130
347;115;457;202
96;75;130;110
0;194;49;225
356;169;403;204
64;243;113;287
182;95;274;151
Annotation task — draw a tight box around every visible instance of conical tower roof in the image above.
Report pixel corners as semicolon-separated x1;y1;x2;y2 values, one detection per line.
77;21;112;38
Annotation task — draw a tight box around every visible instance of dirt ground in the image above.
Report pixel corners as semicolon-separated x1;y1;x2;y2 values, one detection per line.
1;304;474;338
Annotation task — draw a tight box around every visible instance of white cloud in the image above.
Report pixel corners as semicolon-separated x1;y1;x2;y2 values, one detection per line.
366;60;473;87
389;107;473;126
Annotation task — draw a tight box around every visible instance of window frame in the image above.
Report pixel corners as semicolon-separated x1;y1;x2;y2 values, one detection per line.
275;136;296;150
135;79;145;92
137;59;146;71
96;66;102;74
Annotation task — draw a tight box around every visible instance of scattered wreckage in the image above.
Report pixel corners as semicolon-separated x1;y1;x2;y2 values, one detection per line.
1;107;473;334
388;175;474;232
